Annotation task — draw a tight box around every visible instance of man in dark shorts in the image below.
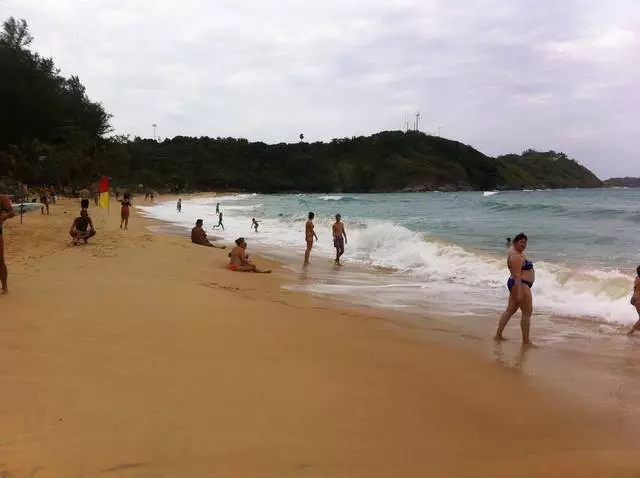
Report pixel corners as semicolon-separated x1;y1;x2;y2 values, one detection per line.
332;213;347;265
69;210;96;245
191;219;225;249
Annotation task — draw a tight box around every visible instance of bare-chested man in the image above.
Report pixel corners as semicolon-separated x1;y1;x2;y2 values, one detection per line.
332;213;347;265
228;237;271;273
0;194;16;294
304;212;318;265
191;219;225;249
70;209;96;245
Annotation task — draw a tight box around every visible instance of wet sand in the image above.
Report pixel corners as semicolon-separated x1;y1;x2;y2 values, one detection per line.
1;197;640;477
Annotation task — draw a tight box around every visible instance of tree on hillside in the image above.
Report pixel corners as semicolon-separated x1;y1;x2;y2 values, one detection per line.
0;17;111;185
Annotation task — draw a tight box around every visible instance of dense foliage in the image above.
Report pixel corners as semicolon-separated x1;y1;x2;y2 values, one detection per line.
0;17;602;194
0;17;111;188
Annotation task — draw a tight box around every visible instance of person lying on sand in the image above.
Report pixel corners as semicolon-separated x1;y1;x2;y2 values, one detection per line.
69;210;96;245
228;237;271;273
191;219;225;249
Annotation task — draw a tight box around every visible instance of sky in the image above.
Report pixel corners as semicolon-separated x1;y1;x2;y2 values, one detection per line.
2;0;640;178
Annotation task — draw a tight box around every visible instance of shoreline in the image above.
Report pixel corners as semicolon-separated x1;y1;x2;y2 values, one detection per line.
2;197;640;476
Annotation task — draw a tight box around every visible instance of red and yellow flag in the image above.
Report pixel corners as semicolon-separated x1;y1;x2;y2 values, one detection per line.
99;176;109;209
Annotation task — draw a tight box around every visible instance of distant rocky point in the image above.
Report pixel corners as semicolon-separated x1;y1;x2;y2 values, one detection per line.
602;177;640;188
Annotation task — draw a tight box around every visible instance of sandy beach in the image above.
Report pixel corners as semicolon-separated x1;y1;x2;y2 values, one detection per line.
2;197;640;477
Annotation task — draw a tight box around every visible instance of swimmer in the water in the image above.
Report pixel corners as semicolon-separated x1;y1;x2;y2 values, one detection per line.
495;233;535;345
627;265;640;336
506;237;512;248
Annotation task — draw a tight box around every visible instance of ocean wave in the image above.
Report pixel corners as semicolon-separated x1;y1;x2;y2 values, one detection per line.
483;191;498;197
140;196;638;326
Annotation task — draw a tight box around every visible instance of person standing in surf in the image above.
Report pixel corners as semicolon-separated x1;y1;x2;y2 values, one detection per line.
216;203;220;215
251;218;260;232
304;212;318;265
495;232;535;345
332;214;347;266
627;266;640;336
177;198;182;213
0;194;15;294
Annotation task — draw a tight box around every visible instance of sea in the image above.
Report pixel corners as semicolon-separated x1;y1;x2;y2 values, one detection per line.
137;188;640;329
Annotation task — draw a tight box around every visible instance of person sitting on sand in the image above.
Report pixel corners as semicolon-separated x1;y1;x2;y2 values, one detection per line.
628;265;640;336
228;237;271;273
191;219;225;249
1;193;16;294
70;209;96;245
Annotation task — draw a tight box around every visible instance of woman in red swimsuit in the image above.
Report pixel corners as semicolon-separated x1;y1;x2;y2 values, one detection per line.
120;192;132;230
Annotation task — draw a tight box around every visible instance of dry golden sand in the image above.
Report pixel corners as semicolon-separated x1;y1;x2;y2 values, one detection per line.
1;198;639;477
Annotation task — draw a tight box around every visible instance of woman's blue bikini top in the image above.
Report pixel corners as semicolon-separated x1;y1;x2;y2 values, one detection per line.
508;253;534;271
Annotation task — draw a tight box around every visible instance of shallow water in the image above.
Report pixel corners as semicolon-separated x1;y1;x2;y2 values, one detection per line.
137;189;640;327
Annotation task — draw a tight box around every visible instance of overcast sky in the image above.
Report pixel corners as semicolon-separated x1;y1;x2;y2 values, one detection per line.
3;0;639;178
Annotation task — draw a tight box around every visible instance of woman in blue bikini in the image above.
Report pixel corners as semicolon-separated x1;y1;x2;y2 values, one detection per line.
495;232;534;344
627;266;640;336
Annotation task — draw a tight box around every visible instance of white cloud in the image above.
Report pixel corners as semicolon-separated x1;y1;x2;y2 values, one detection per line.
3;0;640;177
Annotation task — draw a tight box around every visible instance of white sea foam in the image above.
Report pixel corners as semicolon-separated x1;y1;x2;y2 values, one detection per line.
137;196;638;326
483;191;498;197
318;195;344;201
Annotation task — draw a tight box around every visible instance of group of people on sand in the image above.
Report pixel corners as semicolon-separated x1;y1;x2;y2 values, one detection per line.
5;190;640;344
190;218;270;273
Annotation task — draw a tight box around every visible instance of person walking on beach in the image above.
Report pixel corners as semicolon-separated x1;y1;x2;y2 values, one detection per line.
332;214;347;266
191;219;225;249
40;191;50;215
627;266;640;336
228;237;271;273
251;218;260;232
495;232;535;345
212;212;224;231
120;192;132;230
304;212;318;265
0;194;15;294
69;209;96;245
177;198;182;213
